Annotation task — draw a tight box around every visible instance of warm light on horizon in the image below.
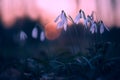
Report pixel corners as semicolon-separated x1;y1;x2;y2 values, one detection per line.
0;0;120;39
0;0;120;27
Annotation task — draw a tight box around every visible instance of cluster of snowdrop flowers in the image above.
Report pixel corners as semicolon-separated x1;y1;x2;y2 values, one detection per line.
19;24;45;42
18;10;109;42
32;24;45;41
74;9;109;34
54;10;68;31
99;20;109;34
54;9;109;34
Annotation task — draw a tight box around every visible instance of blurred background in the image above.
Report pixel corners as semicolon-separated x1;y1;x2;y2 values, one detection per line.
0;0;120;53
0;0;120;27
0;0;120;55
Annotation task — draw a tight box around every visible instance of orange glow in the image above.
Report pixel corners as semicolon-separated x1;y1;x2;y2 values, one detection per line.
45;22;61;40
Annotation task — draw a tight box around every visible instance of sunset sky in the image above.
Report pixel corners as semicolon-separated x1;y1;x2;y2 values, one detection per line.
0;0;119;27
0;0;119;40
1;0;119;40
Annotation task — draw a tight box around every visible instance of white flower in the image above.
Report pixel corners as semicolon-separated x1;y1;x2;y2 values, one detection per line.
74;9;82;24
99;21;109;34
54;10;68;31
84;15;93;28
74;9;92;27
54;15;60;23
90;11;94;20
80;10;90;28
63;20;68;31
81;10;86;20
57;20;64;29
81;10;92;28
40;31;45;41
32;27;38;39
90;21;97;34
20;30;27;41
100;23;104;34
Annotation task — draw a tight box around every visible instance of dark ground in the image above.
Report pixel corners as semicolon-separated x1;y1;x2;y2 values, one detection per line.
0;18;120;80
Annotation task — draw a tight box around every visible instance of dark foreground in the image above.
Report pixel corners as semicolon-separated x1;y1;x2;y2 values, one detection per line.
0;19;120;80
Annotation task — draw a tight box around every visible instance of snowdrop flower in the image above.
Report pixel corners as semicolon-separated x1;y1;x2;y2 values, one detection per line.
20;30;27;41
32;27;38;39
54;10;68;31
99;20;109;34
90;11;94;20
40;31;45;41
81;10;92;28
84;15;93;28
74;9;82;24
81;10;86;20
90;21;97;34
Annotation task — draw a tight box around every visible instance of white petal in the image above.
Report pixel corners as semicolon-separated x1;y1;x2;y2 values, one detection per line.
74;13;81;24
94;24;97;33
54;15;60;22
32;27;38;39
61;12;65;20
40;31;45;41
57;21;64;29
90;25;94;34
90;11;94;20
20;31;27;40
62;14;67;23
90;23;95;34
100;24;104;34
63;21;67;31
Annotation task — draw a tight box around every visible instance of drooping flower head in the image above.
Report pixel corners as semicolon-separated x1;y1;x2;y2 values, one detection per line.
32;26;38;39
74;10;95;29
20;30;27;41
90;21;97;34
99;20;109;34
81;10;92;28
40;31;45;41
90;11;94;20
74;9;82;24
83;15;93;29
54;10;68;31
81;10;93;29
81;10;86;20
